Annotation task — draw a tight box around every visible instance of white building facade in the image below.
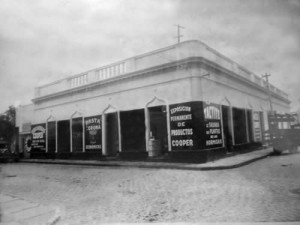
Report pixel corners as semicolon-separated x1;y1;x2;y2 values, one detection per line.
16;40;290;162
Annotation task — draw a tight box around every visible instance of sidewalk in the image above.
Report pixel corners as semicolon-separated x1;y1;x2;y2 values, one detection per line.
0;194;60;225
19;147;273;171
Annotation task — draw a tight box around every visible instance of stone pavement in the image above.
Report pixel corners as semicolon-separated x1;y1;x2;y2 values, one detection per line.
0;194;60;225
20;147;273;170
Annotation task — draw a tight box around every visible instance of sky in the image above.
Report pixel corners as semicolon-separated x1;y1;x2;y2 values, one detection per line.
0;0;300;113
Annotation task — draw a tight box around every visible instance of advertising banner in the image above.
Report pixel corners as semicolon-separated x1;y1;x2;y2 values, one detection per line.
31;124;46;151
169;102;202;150
203;102;223;149
253;111;262;142
169;101;224;151
84;115;102;151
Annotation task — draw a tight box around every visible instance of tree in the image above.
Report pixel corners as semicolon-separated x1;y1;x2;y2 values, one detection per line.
0;105;16;143
0;105;16;126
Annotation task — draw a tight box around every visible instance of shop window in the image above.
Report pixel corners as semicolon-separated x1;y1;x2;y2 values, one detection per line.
57;120;70;153
233;107;247;144
47;121;56;153
72;117;83;152
120;109;146;152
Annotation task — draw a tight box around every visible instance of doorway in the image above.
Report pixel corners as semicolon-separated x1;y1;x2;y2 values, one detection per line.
105;112;119;156
47;121;56;153
148;105;168;154
57;120;70;153
222;105;233;152
120;109;146;152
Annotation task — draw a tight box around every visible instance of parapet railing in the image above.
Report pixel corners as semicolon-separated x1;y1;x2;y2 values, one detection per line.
34;41;288;101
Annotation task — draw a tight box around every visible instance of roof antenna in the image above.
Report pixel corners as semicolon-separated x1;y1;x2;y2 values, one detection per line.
174;24;185;43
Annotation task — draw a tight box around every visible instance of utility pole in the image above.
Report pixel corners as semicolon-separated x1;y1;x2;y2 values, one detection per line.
174;24;184;43
262;73;274;114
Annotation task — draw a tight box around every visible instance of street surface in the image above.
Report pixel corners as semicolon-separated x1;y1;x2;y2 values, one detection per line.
1;153;300;224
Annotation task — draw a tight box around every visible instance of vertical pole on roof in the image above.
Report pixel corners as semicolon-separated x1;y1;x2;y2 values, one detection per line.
174;24;185;43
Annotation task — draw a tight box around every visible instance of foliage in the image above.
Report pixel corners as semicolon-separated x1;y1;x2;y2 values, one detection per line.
0;105;16;142
0;105;16;125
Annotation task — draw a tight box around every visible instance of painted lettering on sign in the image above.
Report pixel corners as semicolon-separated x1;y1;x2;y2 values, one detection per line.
170;106;191;114
204;106;221;120
203;102;223;148
169;103;196;150
85;116;102;151
31;124;46;150
253;112;262;142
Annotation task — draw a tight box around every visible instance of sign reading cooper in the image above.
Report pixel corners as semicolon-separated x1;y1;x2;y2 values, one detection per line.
31;124;46;151
169;103;199;150
85;116;102;150
203;102;223;148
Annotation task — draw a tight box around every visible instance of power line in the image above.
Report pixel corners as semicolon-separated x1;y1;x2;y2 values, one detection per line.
174;24;185;43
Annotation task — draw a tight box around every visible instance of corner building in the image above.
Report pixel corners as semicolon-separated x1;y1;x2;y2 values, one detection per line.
16;40;290;163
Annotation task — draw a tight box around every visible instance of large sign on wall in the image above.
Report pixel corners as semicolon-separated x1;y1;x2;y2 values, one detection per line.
84;116;102;151
169;101;223;151
203;102;223;149
253;111;262;142
31;124;46;151
169;102;202;150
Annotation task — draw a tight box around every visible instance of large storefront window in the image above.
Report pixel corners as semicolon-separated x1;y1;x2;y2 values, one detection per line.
233;107;247;144
120;109;145;152
57;120;70;153
72;117;83;152
47;121;56;153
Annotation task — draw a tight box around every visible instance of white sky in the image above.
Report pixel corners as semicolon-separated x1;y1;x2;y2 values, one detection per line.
0;0;300;113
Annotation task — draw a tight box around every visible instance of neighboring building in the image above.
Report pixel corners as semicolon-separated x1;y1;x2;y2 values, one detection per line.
16;40;290;163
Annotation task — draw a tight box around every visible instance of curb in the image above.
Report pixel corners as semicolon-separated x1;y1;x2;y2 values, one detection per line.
19;151;272;171
0;194;62;225
47;207;61;225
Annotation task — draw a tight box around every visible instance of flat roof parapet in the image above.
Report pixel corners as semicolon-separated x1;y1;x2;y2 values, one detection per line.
33;40;288;101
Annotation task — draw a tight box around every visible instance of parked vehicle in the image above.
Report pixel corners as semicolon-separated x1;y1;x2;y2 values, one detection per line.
265;112;300;154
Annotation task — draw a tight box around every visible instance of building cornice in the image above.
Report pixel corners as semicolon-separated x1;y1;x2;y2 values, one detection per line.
32;57;290;105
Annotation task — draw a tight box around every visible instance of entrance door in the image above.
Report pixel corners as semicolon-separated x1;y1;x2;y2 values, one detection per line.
149;105;168;154
120;109;146;152
222;105;233;152
47;121;56;153
105;112;119;156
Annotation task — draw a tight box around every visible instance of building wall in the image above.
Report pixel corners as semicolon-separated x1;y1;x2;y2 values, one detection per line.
15;40;291;161
31;68;194;124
